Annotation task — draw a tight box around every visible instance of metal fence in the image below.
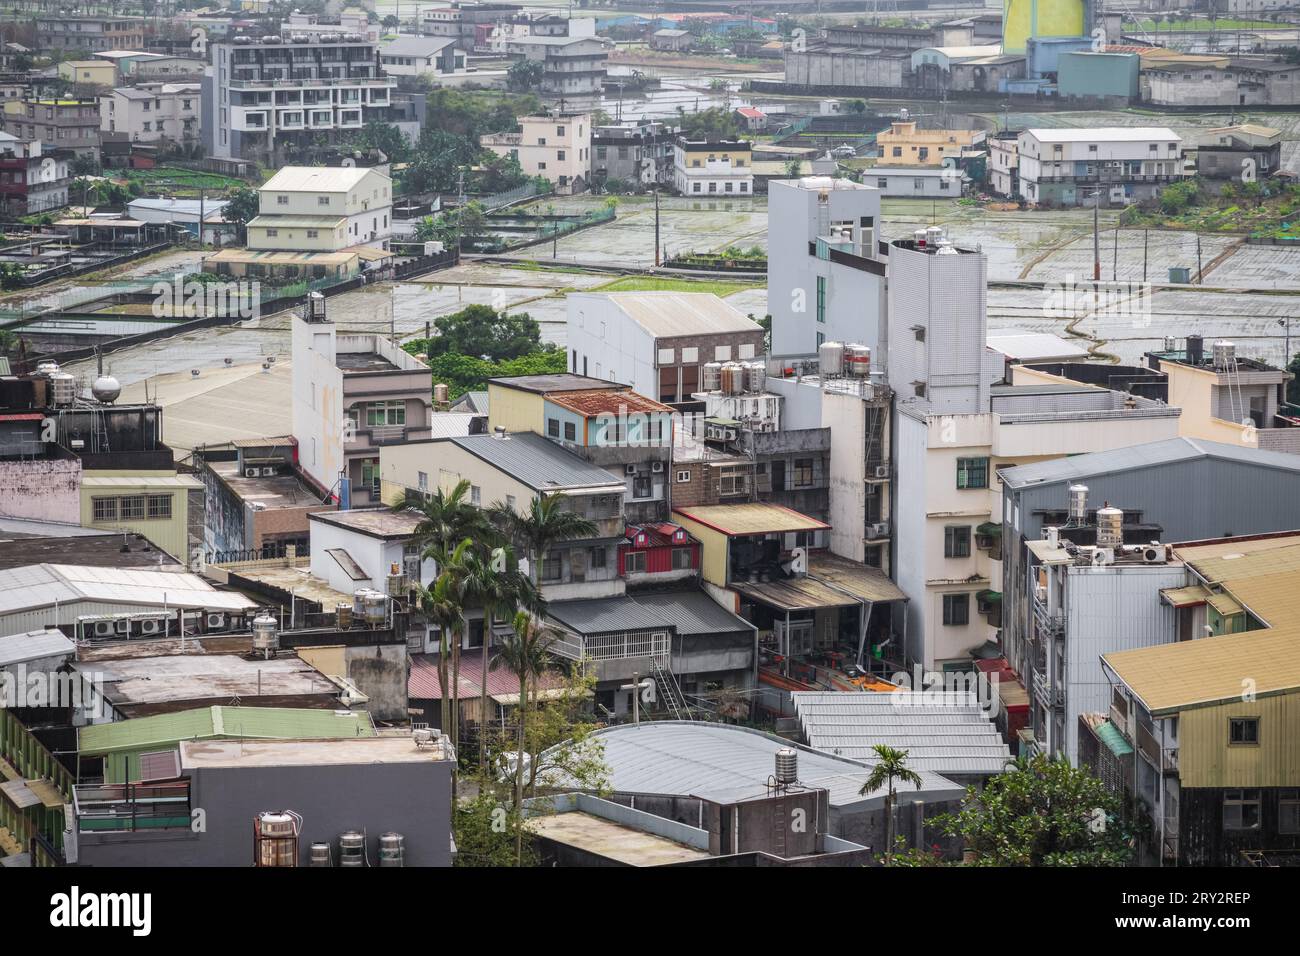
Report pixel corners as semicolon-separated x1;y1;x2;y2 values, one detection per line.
478;180;548;212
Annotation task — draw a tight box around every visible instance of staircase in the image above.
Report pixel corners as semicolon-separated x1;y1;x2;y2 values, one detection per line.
651;659;691;720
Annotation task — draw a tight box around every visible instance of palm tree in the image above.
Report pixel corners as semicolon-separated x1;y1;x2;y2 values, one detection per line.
391;480;485;572
487;492;598;589
492;610;558;865
859;744;924;866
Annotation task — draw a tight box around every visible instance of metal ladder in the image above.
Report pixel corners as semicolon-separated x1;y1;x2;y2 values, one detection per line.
651;658;691;721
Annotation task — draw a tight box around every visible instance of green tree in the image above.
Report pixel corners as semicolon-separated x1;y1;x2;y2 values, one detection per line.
488;492;598;592
506;58;544;93
411;566;465;755
424;304;543;362
344;120;411;164
677;106;741;141
938;754;1137;866
493;610;560;864
221;184;260;241
859;744;923;865
453;789;538;867
784;158;803;178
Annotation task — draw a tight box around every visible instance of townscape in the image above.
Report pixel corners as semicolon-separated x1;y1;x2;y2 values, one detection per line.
0;0;1297;894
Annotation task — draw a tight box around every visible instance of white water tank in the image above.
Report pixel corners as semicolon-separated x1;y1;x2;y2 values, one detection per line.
819;341;844;377
844;344;871;377
1096;506;1124;549
702;361;723;392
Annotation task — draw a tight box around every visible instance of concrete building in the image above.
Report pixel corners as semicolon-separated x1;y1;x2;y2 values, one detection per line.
127;196;236;245
205;33;394;165
875;121;984;166
421;3;524;52
308;508;437;601
291;304;433;508
378;35;466;77
650;29;691;53
280;9;381;44
987;130;1019;199
73;735;454;867
1192;124;1283;182
480;112;591;194
501;34;610;112
910;46;1024;93
1057;51;1140;103
0;97;101;158
565;292;764;405
37;16;148;52
865;166;966;198
1017;127;1185;207
485;375;674;524
591;120;676;190
99;82;200;145
57;60;118;88
250;166;392;252
0;131;71;217
1144;58;1300;109
673;139;753;199
768;176;886;360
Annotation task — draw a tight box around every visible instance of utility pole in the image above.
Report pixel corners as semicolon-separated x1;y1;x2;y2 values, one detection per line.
198;187;205;247
1113;221;1119;282
1092;189;1101;282
653;184;661;268
1196;233;1203;284
1143;228;1148;283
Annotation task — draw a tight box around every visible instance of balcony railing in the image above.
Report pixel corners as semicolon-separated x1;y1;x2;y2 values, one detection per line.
73;780;192;833
551;629;670;667
1032;594;1064;637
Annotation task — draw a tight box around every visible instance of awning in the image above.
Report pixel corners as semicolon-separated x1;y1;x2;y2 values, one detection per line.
0;779;40;810
975;589;1002;606
975;521;1002;537
1095;719;1134;758
733;576;861;612
808;553;908;603
25;778;65;810
1161;584;1209;608
1206;590;1244;618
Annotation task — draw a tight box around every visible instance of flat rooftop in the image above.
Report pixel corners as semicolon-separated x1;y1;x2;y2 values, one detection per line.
309;508;422;539
212;460;330;510
673;502;830;536
0;532;181;571
224;562;353;608
179;734;450;769
78;652;341;711
529;811;710;866
336;352;401;373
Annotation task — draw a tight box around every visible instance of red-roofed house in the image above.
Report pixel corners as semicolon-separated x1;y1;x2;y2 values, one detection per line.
619;521;700;585
734;106;768;133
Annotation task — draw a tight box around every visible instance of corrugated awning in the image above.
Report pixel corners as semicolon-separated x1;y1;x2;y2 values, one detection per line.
24;778;65;809
1161;584;1209;608
807;554;908;603
1095;720;1134;758
975;521;1002;537
733;576;860;612
0;779;40;810
1206;590;1244;617
976;589;1002;605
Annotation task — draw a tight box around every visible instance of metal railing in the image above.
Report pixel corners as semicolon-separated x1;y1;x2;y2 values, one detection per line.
73;780;192;833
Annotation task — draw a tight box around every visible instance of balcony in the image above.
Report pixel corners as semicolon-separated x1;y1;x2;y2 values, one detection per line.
73;780;192;833
551;628;670;684
1032;593;1064;638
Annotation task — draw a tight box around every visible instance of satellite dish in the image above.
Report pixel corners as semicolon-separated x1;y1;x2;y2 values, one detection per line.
341;157;356;167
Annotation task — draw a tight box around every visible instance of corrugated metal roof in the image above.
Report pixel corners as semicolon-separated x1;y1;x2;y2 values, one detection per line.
78;705;375;754
407;653;566;700
1096;720;1133;758
792;691;1011;776
0;564;256;615
247;214;346;229
0;629;75;667
1000;437;1300;489
673;502;830;535
449;432;624;492
426;412;479;439
541;722;963;812
732;576;861;612
548;596;671;635
261;165;384;193
594;292;762;339
808;553;908;603
629;590;756;636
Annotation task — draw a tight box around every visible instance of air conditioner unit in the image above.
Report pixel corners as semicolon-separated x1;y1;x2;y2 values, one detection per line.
245;468;259;478
625;464;637;475
651;461;664;473
866;522;890;540
93;620;116;638
138;618;164;636
872;465;889;479
206;612;227;630
1142;546;1164;563
261;467;277;477
114;619;130;634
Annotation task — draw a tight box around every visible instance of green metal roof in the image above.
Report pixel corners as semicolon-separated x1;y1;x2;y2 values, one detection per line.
1095;720;1134;759
78;706;375;755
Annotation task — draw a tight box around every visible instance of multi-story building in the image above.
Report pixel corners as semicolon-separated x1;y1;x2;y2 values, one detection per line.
864;167;966;198
281;10;381;44
1102;534;1300;866
591;120;676;190
421;2;524;52
988;129;1019;198
501;34;610;111
0;97;101;158
99;82;200;145
875;120;984;166
484;373;674;525
479;112;591;194
565;291;764;405
248;165;393;251
1192;124;1283;182
1016;127;1185;207
37;16;148;52
378;36;466;78
0;131;71;217
672;138;753;198
1144;58;1300;109
767;177;885;359
291;303;434;508
204;34;394;165
57;60;118;88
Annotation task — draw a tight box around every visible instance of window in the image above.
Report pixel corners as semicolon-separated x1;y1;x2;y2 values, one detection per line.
632;475;652;499
672;547;693;570
1281;789;1300;835
119;496;146;520
590;546;606;570
147;495;172;519
92;497;117;521
266;228;278;237
942;593;969;626
564;421;576;441
557;150;566;161
1223;789;1261;830
547;418;560;438
815;275;826;324
794;458;814;488
470;485;481;506
676;469;691;483
556;126;565;136
366;401;406;427
956;457;989;489
417;470;428;492
506;495;517;511
362;459;380;494
692;182;701;193
317;195;330;205
306;229;318;239
945;525;972;558
625;551;647;574
1229;717;1259;746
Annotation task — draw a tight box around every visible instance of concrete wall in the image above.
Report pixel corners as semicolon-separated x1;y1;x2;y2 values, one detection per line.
77;756;453;867
0;458;81;522
291;315;346;497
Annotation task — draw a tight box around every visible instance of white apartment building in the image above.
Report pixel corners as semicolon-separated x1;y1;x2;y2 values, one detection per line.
204;34;394;165
886;229;1183;671
1017;127;1185;207
988;131;1018;199
767;176;885;359
480;112;591;194
281;10;381;43
99;82;200;144
672;139;753;198
378;36;466;77
248;166;392;251
501;34;610;111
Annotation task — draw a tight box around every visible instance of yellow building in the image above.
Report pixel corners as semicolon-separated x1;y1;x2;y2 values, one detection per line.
79;473;204;565
57;60;117;87
1002;0;1087;56
875;121;983;167
1103;535;1300;865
